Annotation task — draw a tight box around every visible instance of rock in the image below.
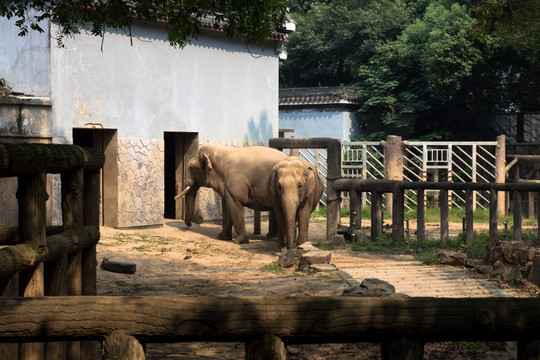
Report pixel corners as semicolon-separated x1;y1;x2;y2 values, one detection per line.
528;255;540;287
353;229;368;241
298;250;332;270
501;242;534;265
492;264;523;282
333;234;347;247
297;241;317;251
310;264;338;272
361;278;396;294
434;250;468;266
342;278;407;297
478;264;493;275
277;249;303;268
489;244;503;263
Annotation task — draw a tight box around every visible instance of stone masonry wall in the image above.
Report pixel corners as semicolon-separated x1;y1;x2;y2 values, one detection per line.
117;138;164;228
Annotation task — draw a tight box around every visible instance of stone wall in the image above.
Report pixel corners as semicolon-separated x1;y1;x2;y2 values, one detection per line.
117;138;164;228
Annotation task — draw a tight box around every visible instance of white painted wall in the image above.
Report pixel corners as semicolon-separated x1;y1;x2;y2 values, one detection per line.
279;108;360;141
0;13;50;97
49;22;280;143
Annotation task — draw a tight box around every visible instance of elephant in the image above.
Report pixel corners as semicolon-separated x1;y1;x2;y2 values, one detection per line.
175;144;288;244
268;156;324;250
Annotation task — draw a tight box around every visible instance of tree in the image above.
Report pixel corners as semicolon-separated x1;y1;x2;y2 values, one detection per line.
0;0;288;48
279;0;411;88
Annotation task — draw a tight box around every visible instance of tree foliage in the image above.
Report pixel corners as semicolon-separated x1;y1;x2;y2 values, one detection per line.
281;0;539;140
0;0;288;48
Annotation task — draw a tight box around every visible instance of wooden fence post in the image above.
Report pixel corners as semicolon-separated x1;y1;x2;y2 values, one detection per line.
17;171;48;360
392;187;404;242
518;338;540;360
382;136;404;216
514;190;522;242
495;135;506;216
489;189;498;250
326;140;342;241
381;337;424;360
465;190;474;245
371;191;383;240
350;190;362;231
416;188;425;242
62;169;84;360
246;334;286;360
103;331;145;360
82;169;101;360
44;254;68;360
0;274;18;360
440;188;449;243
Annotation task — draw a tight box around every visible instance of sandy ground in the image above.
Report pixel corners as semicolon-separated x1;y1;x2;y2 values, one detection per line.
96;218;520;359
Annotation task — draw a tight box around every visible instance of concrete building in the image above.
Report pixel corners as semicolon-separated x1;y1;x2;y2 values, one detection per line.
0;15;289;228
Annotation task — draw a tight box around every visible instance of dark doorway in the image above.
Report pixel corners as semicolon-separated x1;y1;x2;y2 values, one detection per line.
164;132;198;219
73;128;118;227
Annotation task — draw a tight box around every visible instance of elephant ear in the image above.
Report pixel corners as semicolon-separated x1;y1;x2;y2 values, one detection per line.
304;166;316;194
204;154;213;170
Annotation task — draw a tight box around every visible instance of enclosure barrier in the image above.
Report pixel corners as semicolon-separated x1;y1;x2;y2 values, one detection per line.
0;295;539;359
333;179;540;246
0;142;104;360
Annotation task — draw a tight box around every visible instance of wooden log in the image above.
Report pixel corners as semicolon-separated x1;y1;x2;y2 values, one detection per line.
0;143;104;177
0;227;100;280
440;188;449;243
269;137;338;150
416;188;425;242
1;296;540;343
67;251;82;360
246;334;286;360
0;225;64;245
103;331;145;360
381;337;424;360
465;190;474;245
371;191;383;240
514;190;522;242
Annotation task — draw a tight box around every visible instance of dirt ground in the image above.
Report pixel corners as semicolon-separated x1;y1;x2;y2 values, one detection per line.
96;218;519;359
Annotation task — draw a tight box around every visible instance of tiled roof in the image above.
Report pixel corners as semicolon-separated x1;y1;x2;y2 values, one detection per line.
279;86;358;106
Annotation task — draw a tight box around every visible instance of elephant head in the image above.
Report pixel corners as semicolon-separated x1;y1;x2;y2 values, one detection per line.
175;146;220;227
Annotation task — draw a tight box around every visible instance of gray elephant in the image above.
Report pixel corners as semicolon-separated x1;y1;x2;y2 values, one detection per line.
268;156;324;250
176;144;288;244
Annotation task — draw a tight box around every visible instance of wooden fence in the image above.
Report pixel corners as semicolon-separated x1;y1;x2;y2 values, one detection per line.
0;142;104;360
333;179;540;246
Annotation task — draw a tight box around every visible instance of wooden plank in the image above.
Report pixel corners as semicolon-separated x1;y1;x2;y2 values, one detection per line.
1;296;540;343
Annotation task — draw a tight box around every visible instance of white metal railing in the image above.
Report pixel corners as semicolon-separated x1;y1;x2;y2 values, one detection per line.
340;141;498;210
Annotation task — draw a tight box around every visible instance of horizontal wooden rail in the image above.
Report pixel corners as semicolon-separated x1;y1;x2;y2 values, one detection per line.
0;143;104;176
0;296;539;344
333;179;540;193
0;225;99;279
0;225;64;245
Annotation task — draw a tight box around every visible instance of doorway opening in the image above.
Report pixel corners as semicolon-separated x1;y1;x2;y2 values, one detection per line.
73;127;118;227
164;132;199;219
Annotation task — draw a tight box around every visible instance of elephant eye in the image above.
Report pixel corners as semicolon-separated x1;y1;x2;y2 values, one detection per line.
297;183;302;188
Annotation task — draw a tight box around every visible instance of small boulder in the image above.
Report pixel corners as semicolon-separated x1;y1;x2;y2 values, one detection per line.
434;250;468;266
298;250;332;270
277;249;303;268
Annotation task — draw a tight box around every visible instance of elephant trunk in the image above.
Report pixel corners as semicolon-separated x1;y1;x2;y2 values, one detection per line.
281;192;299;249
183;186;199;227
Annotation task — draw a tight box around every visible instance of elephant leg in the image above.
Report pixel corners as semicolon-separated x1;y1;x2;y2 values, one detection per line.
218;200;233;240
267;211;278;238
296;205;312;246
225;195;248;244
